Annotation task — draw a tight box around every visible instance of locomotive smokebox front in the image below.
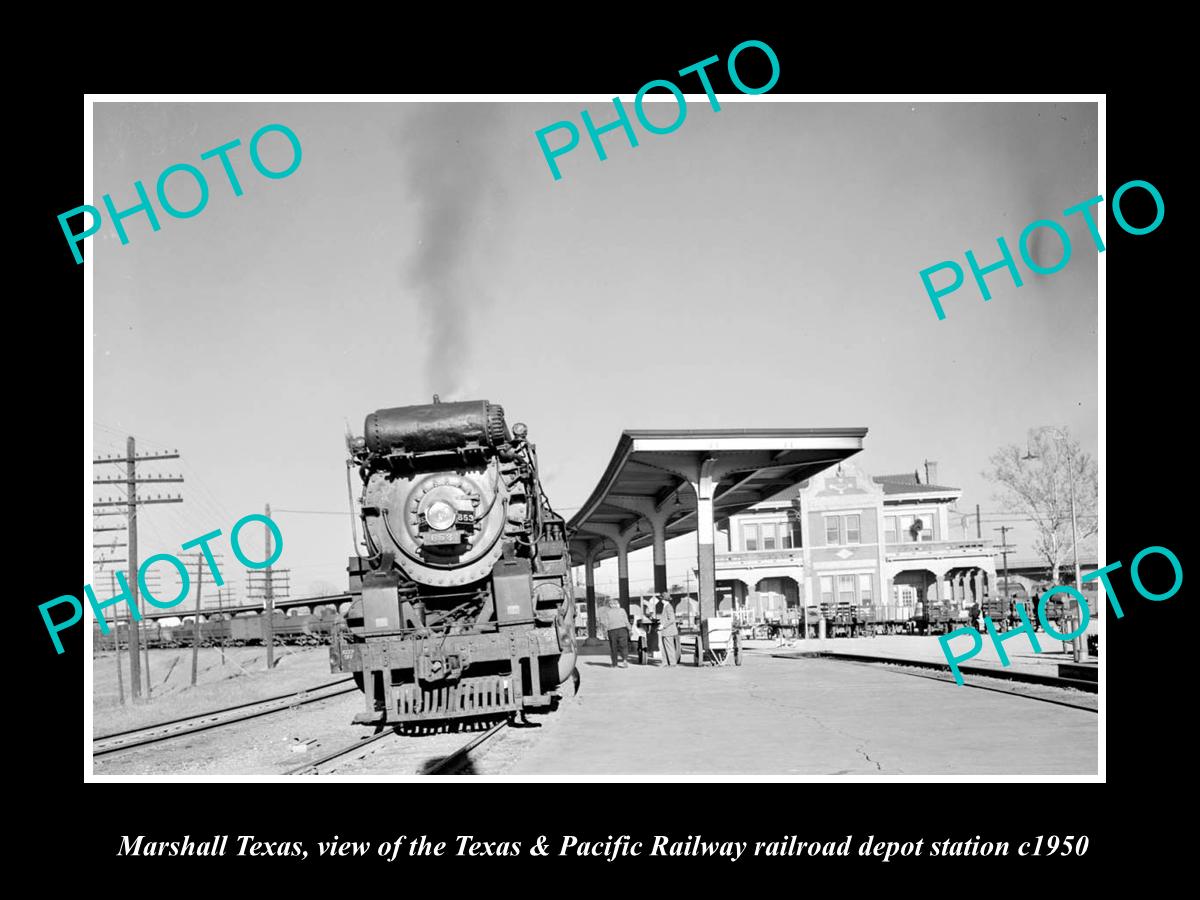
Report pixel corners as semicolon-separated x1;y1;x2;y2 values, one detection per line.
335;397;578;726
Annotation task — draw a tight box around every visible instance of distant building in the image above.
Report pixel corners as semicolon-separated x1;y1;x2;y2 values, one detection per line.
714;460;999;628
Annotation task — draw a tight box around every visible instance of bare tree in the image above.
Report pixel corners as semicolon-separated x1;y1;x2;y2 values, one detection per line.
983;428;1098;584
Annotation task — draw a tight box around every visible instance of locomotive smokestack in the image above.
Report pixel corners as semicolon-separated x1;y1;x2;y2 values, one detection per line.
400;106;505;399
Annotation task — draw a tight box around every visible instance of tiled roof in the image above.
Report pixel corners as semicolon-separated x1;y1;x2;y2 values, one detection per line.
761;485;800;504
874;472;921;485
756;472;961;506
875;478;959;495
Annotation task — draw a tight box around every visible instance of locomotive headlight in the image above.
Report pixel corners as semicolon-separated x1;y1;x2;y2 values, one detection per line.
425;500;456;531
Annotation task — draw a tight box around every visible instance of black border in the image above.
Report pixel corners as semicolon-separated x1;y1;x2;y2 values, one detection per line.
29;32;1182;878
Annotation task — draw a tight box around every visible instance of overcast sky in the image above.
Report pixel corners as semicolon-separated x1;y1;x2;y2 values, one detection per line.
90;100;1098;600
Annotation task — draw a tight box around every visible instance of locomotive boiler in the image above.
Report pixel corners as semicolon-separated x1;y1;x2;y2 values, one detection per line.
330;398;579;726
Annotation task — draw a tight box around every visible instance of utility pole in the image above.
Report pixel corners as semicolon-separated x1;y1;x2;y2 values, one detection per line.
976;504;982;539
129;439;146;698
1063;440;1084;663
98;568;126;705
93;437;182;700
110;603;125;704
95;522;128;705
1023;426;1085;662
214;588;229;665
106;572;125;706
245;505;289;670
264;502;274;670
176;551;224;687
193;556;202;684
993;526;1012;601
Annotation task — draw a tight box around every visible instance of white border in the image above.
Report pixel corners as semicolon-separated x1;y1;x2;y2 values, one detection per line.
84;93;1105;784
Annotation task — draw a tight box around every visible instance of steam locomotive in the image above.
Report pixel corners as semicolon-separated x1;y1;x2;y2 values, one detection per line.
330;398;579;726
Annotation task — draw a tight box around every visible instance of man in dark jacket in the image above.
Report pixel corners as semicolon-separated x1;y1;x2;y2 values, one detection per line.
601;598;630;668
656;593;680;666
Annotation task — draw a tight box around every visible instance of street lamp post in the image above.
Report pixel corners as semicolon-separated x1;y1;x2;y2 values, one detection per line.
1023;426;1085;663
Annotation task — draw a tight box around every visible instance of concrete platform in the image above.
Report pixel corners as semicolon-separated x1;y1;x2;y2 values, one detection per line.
511;651;1096;776
742;634;1090;676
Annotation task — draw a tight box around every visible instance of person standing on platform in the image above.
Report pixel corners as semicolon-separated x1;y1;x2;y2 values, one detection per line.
602;598;630;668
656;593;680;667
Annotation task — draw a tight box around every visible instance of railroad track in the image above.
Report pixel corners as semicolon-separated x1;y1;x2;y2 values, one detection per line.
285;719;509;776
284;728;399;775
426;720;508;774
771;651;1097;712
93;677;358;757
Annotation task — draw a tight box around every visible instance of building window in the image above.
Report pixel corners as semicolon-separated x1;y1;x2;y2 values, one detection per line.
845;514;861;544
780;527;793;549
825;517;840;545
820;576;834;606
895;512;937;543
859;573;873;604
912;516;925;541
921;515;935;541
744;523;758;552
884;516;897;544
823;514;864;546
837;575;855;606
912;515;934;542
763;524;777;551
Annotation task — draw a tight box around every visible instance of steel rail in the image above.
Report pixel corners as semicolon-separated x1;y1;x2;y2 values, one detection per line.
284;729;398;775
769;650;1097;692
285;719;510;776
769;651;1097;711
425;720;509;775
93;679;359;757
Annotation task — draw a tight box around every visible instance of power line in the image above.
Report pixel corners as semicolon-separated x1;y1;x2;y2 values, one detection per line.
93;436;182;703
271;509;348;516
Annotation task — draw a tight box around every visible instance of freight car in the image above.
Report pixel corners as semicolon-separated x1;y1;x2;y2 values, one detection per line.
804;601;874;637
93;609;341;651
171;609;341;647
807;602;850;637
92;620;167;652
779;585;1092;641
912;597;964;635
330;398;578;726
868;604;917;635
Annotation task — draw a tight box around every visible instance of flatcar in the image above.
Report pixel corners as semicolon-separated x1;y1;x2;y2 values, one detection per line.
912;598;952;635
94;609;341;651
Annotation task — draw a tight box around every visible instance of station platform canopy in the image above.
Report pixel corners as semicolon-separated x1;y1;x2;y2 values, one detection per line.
567;428;867;627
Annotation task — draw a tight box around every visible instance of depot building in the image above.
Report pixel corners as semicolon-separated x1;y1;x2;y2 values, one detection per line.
715;460;999;625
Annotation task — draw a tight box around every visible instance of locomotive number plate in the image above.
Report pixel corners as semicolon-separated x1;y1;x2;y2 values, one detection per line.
424;531;462;545
455;511;475;524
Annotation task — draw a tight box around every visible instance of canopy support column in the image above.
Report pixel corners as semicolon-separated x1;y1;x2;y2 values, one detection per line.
695;458;718;625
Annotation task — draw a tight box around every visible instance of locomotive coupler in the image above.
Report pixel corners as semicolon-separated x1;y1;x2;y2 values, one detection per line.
416;647;470;681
